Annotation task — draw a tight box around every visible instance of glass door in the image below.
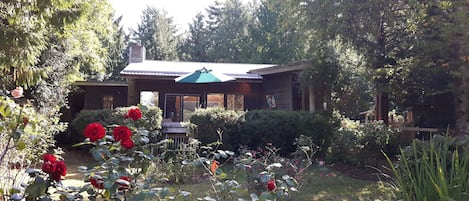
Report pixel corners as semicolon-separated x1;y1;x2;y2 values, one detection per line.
164;94;200;122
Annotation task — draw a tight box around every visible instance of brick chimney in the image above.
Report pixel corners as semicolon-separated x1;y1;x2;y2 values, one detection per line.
129;42;146;63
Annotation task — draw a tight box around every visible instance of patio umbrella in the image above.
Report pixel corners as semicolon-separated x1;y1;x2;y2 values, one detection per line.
175;67;235;83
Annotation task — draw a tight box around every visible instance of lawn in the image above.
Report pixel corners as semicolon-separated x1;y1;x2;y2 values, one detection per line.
62;149;394;201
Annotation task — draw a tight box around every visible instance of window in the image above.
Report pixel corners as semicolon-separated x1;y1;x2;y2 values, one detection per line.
102;96;114;109
227;94;244;111
165;94;200;122
207;93;224;108
140;91;159;107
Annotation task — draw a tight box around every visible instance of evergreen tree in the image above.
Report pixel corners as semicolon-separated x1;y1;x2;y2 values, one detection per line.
134;6;180;61
205;0;252;63
181;13;210;62
248;0;303;64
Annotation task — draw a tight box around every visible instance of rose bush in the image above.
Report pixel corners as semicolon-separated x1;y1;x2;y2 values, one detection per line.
74;106;169;200
0;89;66;200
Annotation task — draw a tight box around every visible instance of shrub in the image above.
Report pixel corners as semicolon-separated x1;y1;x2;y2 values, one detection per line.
189;109;333;156
189;107;244;148
328;113;400;165
0;95;66;199
66;106;162;145
233;110;333;156
385;134;469;201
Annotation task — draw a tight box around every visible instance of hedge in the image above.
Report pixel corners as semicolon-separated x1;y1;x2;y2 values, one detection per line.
189;108;333;156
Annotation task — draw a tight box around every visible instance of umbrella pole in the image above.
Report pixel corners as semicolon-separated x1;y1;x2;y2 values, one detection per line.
202;90;207;108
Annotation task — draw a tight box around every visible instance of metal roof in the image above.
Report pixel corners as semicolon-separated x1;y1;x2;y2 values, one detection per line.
120;60;278;80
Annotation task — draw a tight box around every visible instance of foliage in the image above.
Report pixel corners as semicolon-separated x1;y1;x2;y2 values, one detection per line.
329;39;373;118
205;0;253;63
411;0;469;134
188;107;245;149
328;112;400;165
0;0;77;87
105;16;129;81
234;110;333;156
180;13;210;62
190;108;333;156
384;134;469;201
0;95;66;199
68;106;305;200
134;6;180;61
67;106;162;145
1;0;118;88
246;0;303;64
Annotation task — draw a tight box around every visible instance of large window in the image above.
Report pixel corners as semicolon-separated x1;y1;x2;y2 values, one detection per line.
227;94;244;111
165;94;200;122
207;93;224;108
140;91;159;107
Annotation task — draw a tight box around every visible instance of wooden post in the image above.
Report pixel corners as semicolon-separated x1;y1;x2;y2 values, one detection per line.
127;79;137;106
309;85;315;113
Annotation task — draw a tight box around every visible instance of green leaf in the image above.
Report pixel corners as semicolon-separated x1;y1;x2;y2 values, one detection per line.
17;141;26;150
131;191;157;201
203;196;217;201
267;163;282;169
259;192;275;200
250;193;259;201
25;177;47;199
180;190;191;197
139;105;149;112
72;141;93;147
217;150;228;158
160;187;169;197
12;129;24;140
259;172;271;183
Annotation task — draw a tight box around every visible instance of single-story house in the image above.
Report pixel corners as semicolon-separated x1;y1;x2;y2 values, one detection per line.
76;43;325;122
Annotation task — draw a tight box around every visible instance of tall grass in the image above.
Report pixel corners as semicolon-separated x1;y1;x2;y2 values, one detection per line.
384;134;469;201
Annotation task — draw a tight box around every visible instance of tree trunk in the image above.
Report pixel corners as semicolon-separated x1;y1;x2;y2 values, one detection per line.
374;16;389;124
375;93;389;124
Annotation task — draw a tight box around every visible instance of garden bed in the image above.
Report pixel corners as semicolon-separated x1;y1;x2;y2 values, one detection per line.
60;148;393;201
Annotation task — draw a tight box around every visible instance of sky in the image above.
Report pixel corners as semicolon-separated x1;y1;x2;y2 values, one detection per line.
109;0;250;33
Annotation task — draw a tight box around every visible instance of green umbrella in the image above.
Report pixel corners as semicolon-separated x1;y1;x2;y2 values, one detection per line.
175;67;235;83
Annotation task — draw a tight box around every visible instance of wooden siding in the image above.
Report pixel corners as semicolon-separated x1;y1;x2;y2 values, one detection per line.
83;86;128;109
261;73;294;110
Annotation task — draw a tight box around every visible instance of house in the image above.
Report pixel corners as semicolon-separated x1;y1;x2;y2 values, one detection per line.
75;43;323;122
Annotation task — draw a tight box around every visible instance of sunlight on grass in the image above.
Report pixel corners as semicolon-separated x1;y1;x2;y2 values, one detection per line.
60;150;394;200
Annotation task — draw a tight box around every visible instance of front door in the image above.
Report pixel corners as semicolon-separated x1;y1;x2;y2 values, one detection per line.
164;94;200;122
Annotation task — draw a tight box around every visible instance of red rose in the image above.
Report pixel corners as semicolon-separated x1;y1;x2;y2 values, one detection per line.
42;153;57;163
116;176;131;190
51;160;67;181
267;179;276;191
125;108;142;121
90;177;104;189
42;159;66;181
121;139;134;149
113;125;132;142
84;122;106;142
42;161;56;174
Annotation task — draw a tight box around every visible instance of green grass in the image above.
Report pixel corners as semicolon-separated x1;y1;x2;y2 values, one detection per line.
62;150;394;200
159;167;394;201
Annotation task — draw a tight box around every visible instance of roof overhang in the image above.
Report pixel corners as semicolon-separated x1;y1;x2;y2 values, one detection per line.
249;60;312;75
120;60;278;82
75;81;128;87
